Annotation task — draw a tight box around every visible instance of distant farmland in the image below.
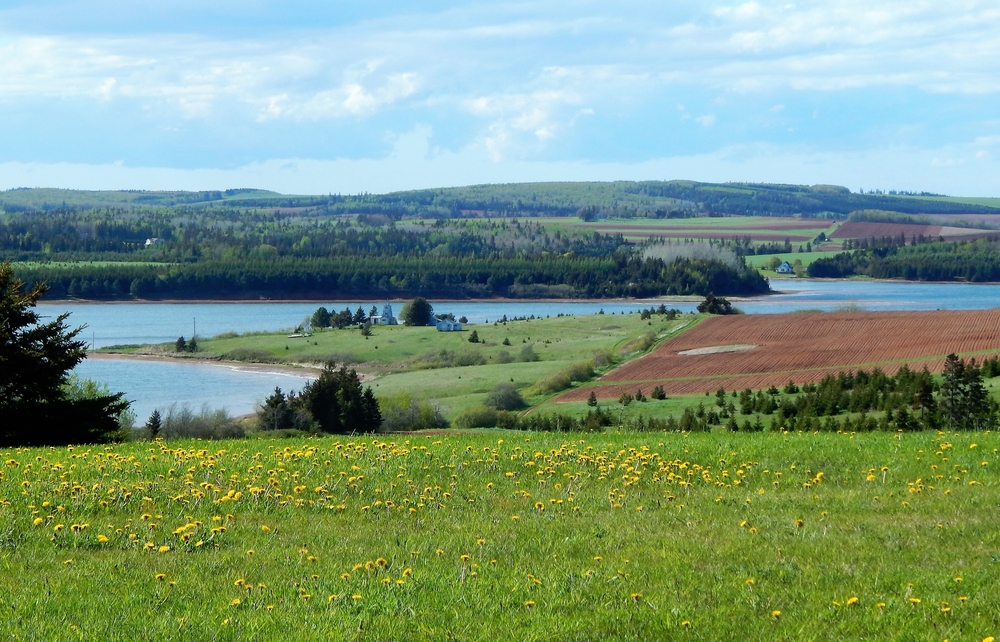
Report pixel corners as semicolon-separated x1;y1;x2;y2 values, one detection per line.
558;310;1000;400
547;216;835;243
830;220;997;242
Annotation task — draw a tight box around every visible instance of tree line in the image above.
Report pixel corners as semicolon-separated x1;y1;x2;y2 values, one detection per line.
808;238;1000;281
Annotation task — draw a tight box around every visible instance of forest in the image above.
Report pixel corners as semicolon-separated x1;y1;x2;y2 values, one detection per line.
807;237;1000;281
4;181;997;219
3;207;768;299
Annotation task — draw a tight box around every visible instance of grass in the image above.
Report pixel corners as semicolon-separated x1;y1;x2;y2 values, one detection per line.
1;430;998;640
101;312;699;420
744;251;845;270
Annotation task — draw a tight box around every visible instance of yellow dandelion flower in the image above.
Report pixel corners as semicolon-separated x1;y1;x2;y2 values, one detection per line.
246;550;255;556
54;524;64;532
524;600;535;608
97;534;109;543
158;545;170;553
876;602;886;608
771;610;781;619
352;594;362;600
681;620;691;627
155;573;166;581
477;538;486;546
33;518;43;526
402;568;412;577
261;525;270;532
230;598;241;606
630;592;642;602
846;596;858;606
328;594;338;602
460;554;471;562
375;558;387;567
909;597;921;604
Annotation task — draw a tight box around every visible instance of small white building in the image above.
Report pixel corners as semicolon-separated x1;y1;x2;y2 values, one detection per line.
434;317;462;332
144;238;165;247
370;302;397;325
776;261;795;274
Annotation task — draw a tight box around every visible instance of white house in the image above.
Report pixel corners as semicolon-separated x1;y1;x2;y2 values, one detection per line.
776;261;795;274
370;302;397;325
144;238;165;247
434;317;462;332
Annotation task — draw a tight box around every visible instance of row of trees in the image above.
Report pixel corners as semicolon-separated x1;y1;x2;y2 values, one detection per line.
808;238;1000;281
257;364;382;434
16;252;770;300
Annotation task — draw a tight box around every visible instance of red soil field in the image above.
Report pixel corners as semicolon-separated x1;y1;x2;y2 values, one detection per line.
557;310;1000;401
831;221;992;241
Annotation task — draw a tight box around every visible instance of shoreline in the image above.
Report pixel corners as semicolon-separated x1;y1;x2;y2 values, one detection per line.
86;352;323;377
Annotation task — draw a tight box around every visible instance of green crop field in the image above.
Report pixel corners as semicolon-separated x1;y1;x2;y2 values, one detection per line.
2;431;998;640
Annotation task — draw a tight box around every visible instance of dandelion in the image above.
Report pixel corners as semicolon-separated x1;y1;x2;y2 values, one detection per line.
477;539;486;546
909;597;921;604
524;600;535;608
230;598;241;607
402;568;412;577
352;594;362;600
681;620;691;627
261;525;270;532
32;518;43;526
246;550;255;556
630;592;642;602
158;545;170;553
846;596;859;606
155;573;166;581
97;534;109;543
771;610;781;619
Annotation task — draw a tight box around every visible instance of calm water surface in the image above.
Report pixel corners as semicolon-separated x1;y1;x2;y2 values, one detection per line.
40;279;1000;419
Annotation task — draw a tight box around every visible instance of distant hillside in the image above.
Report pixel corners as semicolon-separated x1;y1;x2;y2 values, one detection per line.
2;181;998;218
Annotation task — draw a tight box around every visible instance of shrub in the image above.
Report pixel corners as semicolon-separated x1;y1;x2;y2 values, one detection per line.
618;331;656;356
518;345;539;362
497;350;514;364
410;350;487;369
651;385;667;400
532;371;572;395
483;383;527;411
592;349;613;368
161;405;245;440
378;394;449;432
454;406;500;429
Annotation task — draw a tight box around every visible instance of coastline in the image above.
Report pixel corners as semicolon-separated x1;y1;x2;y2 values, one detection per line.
86;352;323;377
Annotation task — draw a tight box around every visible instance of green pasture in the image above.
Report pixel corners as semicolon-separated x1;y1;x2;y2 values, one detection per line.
1;431;998;640
103;312;701;420
745;251;845;270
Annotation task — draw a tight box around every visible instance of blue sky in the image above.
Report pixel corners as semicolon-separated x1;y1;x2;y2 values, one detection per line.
1;0;998;195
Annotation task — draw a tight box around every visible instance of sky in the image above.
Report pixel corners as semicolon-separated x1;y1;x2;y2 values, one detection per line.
1;0;998;195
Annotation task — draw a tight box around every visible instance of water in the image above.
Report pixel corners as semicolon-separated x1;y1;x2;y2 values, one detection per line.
76;357;317;420
37;280;1000;419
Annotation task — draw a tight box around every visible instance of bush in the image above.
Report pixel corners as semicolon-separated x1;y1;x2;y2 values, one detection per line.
483;383;527;411
618;331;656;356
454;406;500;429
378;394;449;432
411;350;487;369
497;350;514;364
161;405;246;440
531;360;595;395
518;345;539;362
592;349;613;368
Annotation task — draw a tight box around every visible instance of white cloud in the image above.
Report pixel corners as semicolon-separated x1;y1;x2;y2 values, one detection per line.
696;114;716;127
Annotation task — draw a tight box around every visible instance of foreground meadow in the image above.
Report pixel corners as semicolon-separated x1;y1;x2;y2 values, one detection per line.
2;431;999;641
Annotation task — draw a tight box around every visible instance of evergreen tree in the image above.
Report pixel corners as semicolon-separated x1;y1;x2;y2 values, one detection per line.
0;262;129;446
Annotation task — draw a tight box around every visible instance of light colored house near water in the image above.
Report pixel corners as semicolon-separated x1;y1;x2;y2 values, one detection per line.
776;261;795;274
434;317;462;331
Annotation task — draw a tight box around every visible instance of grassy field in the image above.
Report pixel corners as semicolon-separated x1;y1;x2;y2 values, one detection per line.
102;312;700;419
2;430;998;640
744;251;844;271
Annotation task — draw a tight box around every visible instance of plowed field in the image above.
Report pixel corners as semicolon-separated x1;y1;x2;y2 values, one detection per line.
557;310;1000;401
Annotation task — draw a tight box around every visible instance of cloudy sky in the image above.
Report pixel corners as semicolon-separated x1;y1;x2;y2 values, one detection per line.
1;0;998;195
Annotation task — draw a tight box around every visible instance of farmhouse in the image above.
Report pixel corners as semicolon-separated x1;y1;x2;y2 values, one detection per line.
370;302;397;326
434;316;462;332
776;261;795;274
